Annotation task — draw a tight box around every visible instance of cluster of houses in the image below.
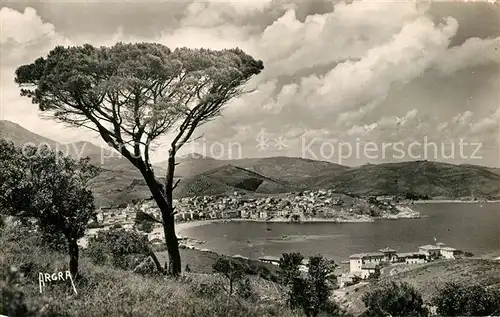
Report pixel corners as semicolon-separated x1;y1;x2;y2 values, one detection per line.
94;189;404;227
342;242;462;284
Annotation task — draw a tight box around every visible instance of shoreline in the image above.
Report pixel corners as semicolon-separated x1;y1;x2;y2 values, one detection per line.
411;200;500;204
174;208;421;242
175;212;421;236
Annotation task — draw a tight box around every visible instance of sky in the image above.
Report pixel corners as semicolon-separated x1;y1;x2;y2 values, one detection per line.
0;0;499;167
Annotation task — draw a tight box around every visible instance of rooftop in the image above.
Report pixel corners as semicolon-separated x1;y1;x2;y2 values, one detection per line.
259;255;281;262
379;247;397;253
419;245;441;250
440;247;458;251
397;252;426;258
350;252;384;259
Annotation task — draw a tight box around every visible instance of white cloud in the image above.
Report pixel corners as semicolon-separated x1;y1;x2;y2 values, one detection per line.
0;2;499;166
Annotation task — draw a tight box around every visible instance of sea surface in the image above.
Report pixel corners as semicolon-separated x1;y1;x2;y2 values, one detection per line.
181;203;500;262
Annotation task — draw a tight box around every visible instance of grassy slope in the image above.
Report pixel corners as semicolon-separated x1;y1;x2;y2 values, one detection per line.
339;259;500;316
0;232;297;317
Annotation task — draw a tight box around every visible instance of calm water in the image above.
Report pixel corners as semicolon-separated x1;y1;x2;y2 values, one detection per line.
182;203;500;262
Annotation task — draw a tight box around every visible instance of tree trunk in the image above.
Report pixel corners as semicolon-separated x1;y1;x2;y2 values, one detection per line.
140;166;181;276
68;238;79;279
147;248;164;273
164;151;181;276
163;212;181;275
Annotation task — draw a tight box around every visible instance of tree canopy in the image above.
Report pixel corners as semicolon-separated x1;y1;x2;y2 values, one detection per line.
0;140;99;276
432;282;500;316
362;281;428;317
15;43;264;170
14;42;264;275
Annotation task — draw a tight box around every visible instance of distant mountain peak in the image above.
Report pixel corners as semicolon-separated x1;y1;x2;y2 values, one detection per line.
179;153;216;160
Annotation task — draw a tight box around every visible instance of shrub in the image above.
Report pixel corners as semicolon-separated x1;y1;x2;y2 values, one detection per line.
279;253;343;317
367;266;381;281
432;282;500;316
86;229;150;270
192;280;226;298
133;257;157;276
40;227;69;254
213;257;247;296
259;266;278;282
278;252;304;285
134;211;155;233
236;278;257;301
362;281;428;317
0;266;34;317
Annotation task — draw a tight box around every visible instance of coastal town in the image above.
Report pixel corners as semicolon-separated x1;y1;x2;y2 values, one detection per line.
93;189;420;230
81;189;470;291
82;189;421;248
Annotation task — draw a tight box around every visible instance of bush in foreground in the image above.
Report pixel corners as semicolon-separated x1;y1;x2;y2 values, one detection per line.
213;257;246;296
86;229;154;271
279;253;345;317
1;229;299;317
362;281;428;317
432;282;500;316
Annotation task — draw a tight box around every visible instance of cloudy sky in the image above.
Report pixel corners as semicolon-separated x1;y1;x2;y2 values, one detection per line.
1;0;499;166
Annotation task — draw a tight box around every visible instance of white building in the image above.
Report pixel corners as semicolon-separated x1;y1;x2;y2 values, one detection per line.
96;212;104;223
418;245;442;260
349;252;384;273
440;247;461;259
378;247;398;262
360;263;378;279
419;243;462;260
259;255;280;265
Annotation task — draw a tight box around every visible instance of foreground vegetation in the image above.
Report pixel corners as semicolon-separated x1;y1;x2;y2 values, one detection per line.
0;223;299;317
340;259;500;316
3;220;500;316
1;140;500;317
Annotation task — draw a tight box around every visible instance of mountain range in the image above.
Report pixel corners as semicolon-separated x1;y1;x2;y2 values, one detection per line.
1;120;499;207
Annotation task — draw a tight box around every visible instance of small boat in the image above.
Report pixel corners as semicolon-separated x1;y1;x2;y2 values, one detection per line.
266;228;272;232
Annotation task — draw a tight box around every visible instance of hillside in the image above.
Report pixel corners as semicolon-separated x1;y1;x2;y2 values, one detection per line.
339;259;500;315
2;120;500;206
155;155;348;183
174;164;292;198
0;120;59;148
0;120;133;171
311;160;500;199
